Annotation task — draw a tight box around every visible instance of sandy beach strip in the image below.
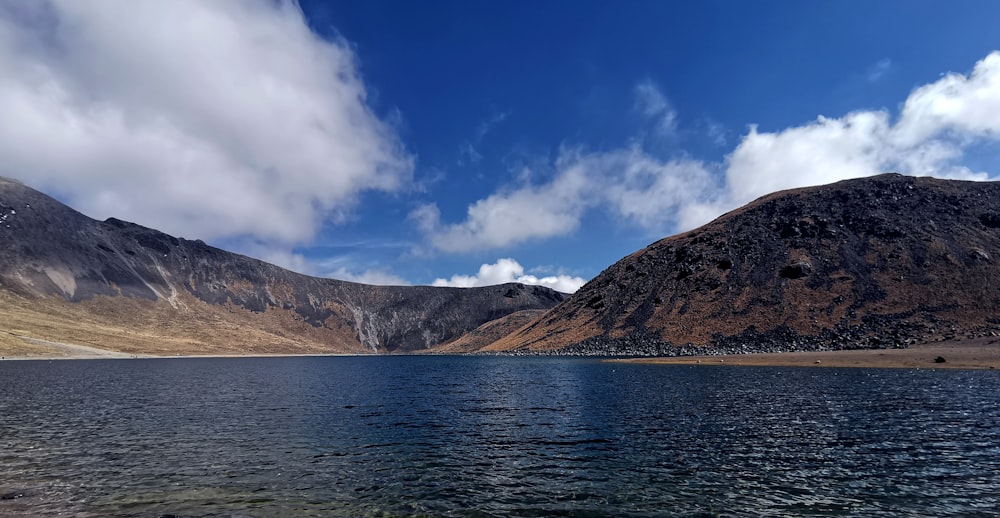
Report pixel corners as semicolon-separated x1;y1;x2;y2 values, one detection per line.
615;337;1000;370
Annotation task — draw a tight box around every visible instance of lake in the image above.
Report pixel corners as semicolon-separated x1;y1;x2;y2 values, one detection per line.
1;356;999;517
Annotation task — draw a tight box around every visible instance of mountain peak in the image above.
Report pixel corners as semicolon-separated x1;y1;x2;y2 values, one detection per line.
489;174;1000;354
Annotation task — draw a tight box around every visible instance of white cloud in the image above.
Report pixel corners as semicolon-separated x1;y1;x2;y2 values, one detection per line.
721;52;1000;211
725;111;893;204
410;162;591;252
419;51;1000;251
0;0;412;245
414;145;716;251
894;51;1000;146
598;148;716;229
432;258;586;293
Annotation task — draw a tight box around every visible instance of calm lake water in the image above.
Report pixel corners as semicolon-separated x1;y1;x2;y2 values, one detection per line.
1;356;999;517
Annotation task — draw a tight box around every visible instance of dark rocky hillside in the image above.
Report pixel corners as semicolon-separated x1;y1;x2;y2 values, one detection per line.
0;177;564;354
488;174;1000;355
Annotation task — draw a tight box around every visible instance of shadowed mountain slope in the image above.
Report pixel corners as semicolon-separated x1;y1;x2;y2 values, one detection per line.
487;174;1000;355
0;177;564;355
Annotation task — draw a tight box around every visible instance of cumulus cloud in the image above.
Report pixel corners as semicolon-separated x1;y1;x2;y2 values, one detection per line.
893;52;1000;145
725;112;893;204
413;146;716;251
0;0;412;245
432;258;586;293
722;52;1000;211
419;51;1000;250
410;162;592;252
597;148;717;230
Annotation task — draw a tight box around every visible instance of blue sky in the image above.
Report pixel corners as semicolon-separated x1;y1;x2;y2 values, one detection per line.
1;1;999;292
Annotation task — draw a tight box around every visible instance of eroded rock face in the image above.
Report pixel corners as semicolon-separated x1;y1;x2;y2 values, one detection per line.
0;177;565;353
493;174;1000;355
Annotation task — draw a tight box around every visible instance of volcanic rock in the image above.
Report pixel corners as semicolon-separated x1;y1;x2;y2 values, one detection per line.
0;177;565;354
488;174;1000;355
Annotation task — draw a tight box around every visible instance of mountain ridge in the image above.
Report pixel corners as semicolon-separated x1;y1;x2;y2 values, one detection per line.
0;176;565;355
6;173;999;358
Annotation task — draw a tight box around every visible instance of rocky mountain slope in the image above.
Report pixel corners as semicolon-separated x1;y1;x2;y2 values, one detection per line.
430;309;548;354
487;174;1000;355
0;177;564;355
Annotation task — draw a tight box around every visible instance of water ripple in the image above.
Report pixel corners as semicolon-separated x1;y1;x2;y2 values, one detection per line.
1;357;999;516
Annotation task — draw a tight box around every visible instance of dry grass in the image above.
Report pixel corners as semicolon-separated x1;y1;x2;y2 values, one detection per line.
483;307;604;352
433;310;547;353
0;290;368;358
0;331;71;358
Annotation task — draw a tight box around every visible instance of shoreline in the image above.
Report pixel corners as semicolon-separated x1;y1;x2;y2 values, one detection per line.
613;337;1000;370
0;352;370;361
3;333;1000;370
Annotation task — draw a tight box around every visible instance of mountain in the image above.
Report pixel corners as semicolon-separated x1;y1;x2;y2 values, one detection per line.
487;174;1000;355
430;309;548;354
0;177;565;355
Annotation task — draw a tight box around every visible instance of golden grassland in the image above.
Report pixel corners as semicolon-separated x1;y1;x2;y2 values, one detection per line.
0;290;366;359
0;331;68;358
431;309;547;354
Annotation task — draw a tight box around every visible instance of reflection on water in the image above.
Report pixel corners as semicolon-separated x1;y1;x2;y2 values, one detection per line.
1;356;999;516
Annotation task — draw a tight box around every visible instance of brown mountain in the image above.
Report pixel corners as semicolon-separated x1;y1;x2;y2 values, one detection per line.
0;177;564;356
431;309;548;354
487;174;1000;355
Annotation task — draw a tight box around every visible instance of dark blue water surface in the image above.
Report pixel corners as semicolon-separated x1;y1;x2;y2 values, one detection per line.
1;356;999;517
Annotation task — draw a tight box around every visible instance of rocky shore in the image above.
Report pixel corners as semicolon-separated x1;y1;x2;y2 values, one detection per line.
615;336;1000;370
